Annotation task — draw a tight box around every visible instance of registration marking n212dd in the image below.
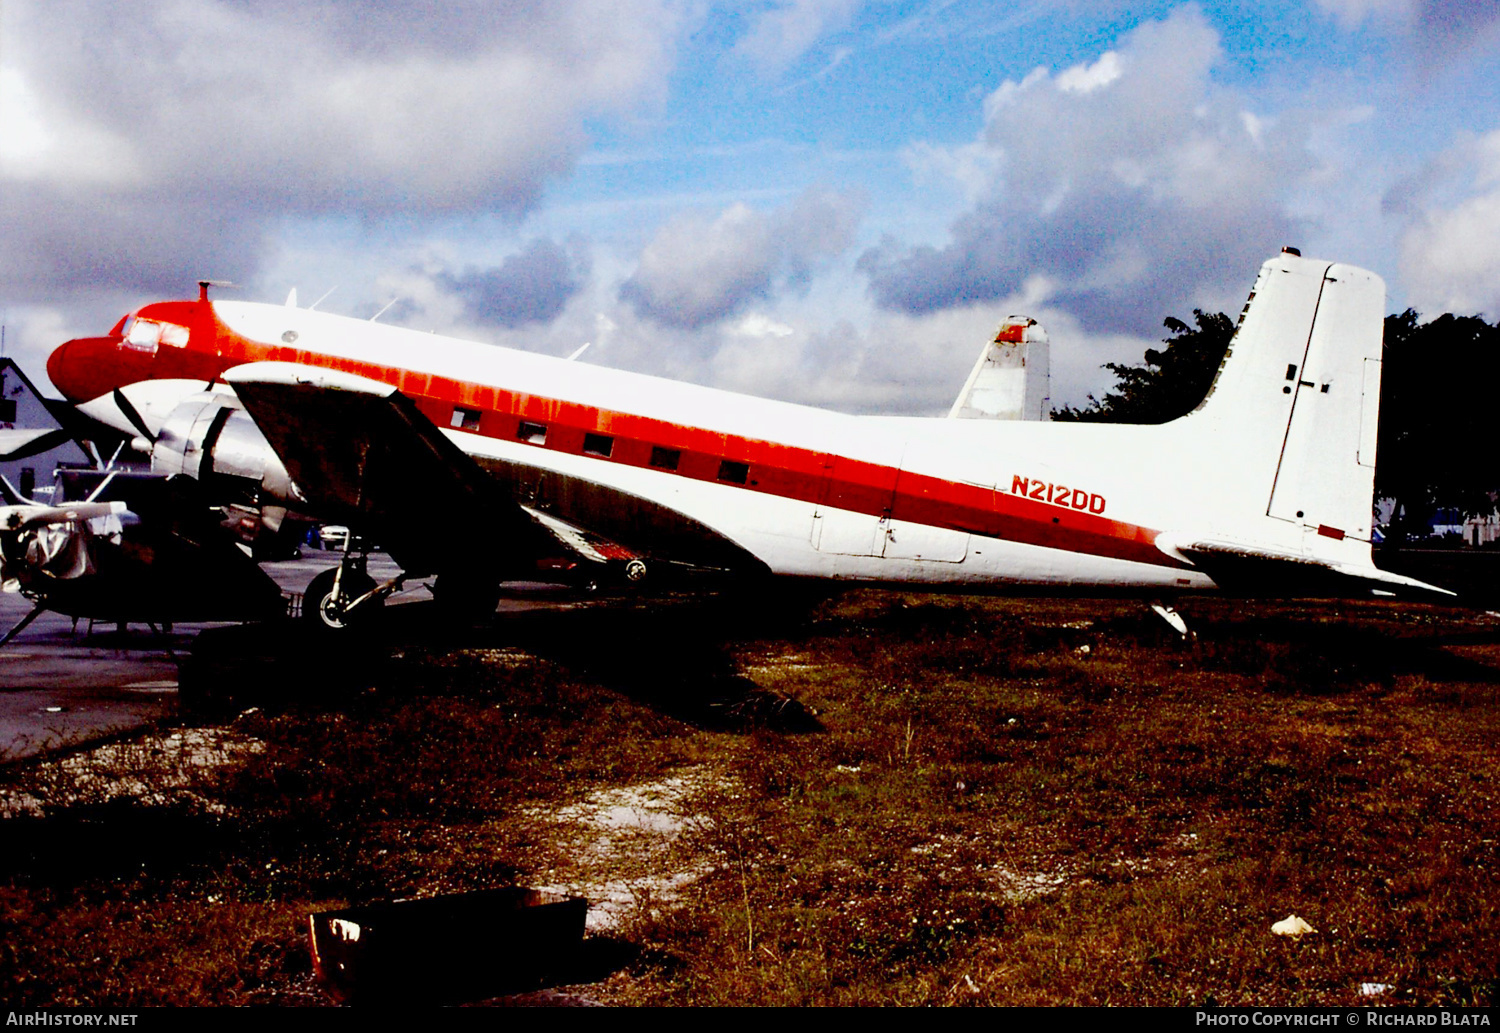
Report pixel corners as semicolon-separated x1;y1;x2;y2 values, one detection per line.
1010;475;1106;515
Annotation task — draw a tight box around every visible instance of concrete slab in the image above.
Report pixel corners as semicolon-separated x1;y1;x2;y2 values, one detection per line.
0;552;413;760
0;550;585;760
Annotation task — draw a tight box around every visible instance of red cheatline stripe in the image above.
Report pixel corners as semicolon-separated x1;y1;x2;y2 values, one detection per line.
103;305;1185;570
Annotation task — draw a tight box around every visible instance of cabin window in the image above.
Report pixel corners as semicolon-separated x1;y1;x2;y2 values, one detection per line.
582;433;613;458
517;420;547;444
0;398;15;422
717;459;749;485
650;447;680;470
451;406;482;431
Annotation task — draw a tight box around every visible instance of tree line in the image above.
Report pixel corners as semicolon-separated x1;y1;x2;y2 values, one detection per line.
1053;308;1500;544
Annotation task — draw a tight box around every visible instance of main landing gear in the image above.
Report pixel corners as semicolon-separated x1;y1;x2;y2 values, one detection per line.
302;545;408;631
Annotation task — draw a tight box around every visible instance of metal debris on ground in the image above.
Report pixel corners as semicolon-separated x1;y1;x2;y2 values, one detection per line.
308;888;587;1004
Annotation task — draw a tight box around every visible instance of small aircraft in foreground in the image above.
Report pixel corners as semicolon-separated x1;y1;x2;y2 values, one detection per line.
44;248;1451;631
0;473;284;645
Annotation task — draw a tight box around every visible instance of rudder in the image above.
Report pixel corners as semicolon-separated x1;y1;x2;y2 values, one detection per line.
1182;251;1385;553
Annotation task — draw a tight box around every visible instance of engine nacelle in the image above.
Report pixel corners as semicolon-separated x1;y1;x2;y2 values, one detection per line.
150;393;301;505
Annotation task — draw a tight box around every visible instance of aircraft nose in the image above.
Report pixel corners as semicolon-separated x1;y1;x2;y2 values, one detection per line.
46;340;76;399
47;336;122;402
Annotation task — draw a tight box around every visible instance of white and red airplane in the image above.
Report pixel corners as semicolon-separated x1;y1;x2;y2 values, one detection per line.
44;248;1450;629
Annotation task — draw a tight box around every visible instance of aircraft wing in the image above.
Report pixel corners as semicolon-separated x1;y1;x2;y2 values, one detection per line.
223;362;584;577
1166;537;1456;600
220;362;758;582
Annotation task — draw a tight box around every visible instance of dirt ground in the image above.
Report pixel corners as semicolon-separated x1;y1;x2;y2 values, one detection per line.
1;590;1496;1007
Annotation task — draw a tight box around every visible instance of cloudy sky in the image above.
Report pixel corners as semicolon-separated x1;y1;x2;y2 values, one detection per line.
3;0;1499;412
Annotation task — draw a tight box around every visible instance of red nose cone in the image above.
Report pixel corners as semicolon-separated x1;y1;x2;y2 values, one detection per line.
47;336;140;402
47;339;85;401
45;341;71;396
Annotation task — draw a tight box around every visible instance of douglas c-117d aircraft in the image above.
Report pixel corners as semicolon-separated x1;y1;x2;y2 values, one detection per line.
45;249;1451;630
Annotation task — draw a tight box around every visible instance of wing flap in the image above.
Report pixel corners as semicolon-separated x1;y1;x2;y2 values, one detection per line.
521;505;643;566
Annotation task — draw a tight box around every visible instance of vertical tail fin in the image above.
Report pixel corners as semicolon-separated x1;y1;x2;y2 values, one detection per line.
1183;251;1384;554
948;317;1050;421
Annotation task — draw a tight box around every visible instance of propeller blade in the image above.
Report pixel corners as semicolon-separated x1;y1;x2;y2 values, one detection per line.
112;388;157;443
5;501;125;531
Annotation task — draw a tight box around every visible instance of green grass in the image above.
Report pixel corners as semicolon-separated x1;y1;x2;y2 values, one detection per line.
1;593;1496;1006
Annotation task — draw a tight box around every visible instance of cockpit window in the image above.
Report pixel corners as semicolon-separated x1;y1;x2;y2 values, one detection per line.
119;316;188;351
123;317;161;352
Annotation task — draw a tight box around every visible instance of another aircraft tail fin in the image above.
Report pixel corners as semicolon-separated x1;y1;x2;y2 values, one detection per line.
948;317;1050;421
1177;250;1385;559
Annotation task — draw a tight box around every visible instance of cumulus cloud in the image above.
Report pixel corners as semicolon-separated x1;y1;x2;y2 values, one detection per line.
8;1;684;213
620;189;863;328
1396;129;1500;317
342;228;1146;417
691;293;1158;416
1314;0;1500;35
0;0;689;304
1313;0;1500;69
858;7;1314;336
0;183;273;306
437;238;591;329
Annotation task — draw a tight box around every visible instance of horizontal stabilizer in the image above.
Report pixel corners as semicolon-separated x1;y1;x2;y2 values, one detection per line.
1169;537;1455;600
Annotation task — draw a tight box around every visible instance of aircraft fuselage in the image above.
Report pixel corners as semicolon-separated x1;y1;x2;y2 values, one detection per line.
47;252;1393;595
